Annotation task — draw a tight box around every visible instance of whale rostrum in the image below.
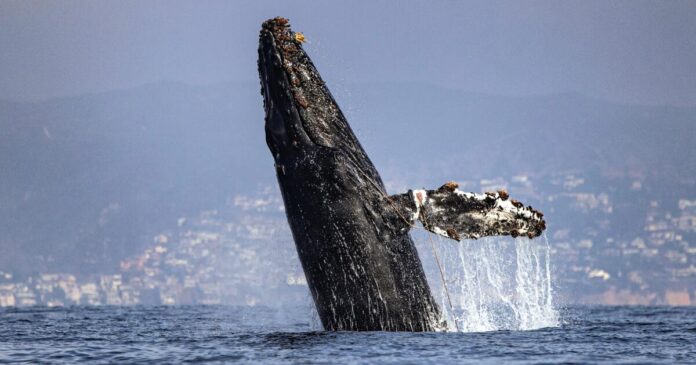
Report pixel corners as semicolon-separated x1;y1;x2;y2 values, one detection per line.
257;17;546;331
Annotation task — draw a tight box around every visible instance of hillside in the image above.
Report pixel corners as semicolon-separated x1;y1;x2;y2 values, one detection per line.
1;81;694;277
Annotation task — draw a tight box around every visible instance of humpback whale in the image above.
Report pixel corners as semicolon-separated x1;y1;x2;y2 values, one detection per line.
257;17;546;331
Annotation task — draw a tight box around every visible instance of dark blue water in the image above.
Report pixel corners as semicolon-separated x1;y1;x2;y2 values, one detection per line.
1;306;694;364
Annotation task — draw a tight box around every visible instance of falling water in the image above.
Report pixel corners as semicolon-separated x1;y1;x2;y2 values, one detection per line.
415;231;559;332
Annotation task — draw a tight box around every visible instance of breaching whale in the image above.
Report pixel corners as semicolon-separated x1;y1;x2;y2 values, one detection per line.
257;17;546;331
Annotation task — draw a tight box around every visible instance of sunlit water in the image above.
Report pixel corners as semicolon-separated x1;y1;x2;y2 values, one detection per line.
1;306;695;363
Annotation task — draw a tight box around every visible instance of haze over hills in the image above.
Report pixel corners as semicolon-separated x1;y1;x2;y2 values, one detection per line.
1;82;270;275
1;81;694;294
353;83;694;183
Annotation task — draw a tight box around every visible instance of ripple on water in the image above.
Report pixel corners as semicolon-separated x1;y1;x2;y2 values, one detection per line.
0;306;695;364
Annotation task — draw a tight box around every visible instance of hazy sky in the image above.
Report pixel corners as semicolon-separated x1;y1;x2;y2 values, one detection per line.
1;0;695;106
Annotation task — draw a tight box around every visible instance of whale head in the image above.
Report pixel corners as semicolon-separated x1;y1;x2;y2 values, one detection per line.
257;17;383;187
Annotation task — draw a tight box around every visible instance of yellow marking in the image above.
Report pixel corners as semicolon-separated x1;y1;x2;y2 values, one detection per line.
294;32;306;43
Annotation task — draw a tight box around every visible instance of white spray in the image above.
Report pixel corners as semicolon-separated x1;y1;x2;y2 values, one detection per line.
413;231;559;332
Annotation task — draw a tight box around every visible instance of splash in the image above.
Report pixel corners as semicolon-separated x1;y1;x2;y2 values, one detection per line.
415;231;559;332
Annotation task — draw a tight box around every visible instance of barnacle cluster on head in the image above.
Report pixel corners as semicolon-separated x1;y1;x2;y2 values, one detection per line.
260;17;311;111
261;17;305;56
261;16;289;32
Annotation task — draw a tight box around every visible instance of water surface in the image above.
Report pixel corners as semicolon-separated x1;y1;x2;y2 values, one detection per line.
1;306;694;363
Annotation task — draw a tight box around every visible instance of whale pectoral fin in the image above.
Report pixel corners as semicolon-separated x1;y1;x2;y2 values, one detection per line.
392;182;546;241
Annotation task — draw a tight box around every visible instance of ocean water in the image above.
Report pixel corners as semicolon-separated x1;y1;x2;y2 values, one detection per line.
1;305;695;364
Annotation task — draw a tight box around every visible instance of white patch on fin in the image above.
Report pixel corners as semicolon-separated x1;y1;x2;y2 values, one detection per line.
411;189;427;222
453;188;486;201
